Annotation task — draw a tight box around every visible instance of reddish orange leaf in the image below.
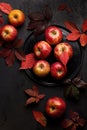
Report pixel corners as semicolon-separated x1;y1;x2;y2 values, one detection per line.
20;53;37;69
80;33;87;47
32;111;47;127
59;52;69;66
64;21;79;32
62;119;73;128
26;97;36;105
0;2;13;14
82;20;87;32
58;3;67;10
58;3;72;13
66;32;81;41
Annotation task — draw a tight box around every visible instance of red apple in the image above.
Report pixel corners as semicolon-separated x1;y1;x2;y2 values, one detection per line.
33;41;52;59
50;62;67;79
45;25;63;45
45;96;66;118
8;9;25;27
54;42;73;61
33;60;50;77
1;25;18;42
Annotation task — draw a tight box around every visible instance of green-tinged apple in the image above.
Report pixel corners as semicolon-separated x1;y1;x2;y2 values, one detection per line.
54;42;73;61
45;25;63;45
33;41;52;59
33;60;50;77
1;25;18;42
50;62;67;79
8;9;25;27
45;96;66;118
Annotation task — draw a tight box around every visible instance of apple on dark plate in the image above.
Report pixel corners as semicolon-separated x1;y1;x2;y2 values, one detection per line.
23;25;82;87
33;40;52;59
45;25;63;45
50;62;67;80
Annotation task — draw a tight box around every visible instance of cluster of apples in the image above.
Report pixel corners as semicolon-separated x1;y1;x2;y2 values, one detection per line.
32;25;73;80
0;9;25;42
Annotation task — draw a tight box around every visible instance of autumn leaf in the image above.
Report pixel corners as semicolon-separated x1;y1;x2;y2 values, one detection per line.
58;3;72;13
64;21;79;32
62;110;86;130
32;110;47;127
59;51;69;66
20;53;37;69
66;32;81;41
27;5;52;35
5;50;15;66
82;19;87;32
79;33;87;47
24;85;45;105
0;2;13;14
0;38;25;66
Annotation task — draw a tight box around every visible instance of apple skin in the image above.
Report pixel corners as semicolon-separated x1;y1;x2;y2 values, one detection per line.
50;62;67;80
45;96;66;118
1;25;18;42
54;42;73;61
45;25;63;45
33;41;52;59
8;9;25;27
33;60;50;77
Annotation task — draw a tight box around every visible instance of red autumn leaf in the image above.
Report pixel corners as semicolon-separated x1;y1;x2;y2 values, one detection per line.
0;2;13;14
36;94;46;103
0;17;4;24
58;3;67;10
78;118;86;126
64;21;79;32
82;19;87;32
5;50;15;66
32;85;39;96
80;33;87;47
32;111;47;127
20;53;37;69
13;39;24;48
59;51;69;66
62;119;73;128
24;85;45;105
24;86;39;97
71;125;76;130
15;50;25;61
24;89;35;96
25;97;36;105
0;48;12;57
58;3;72;13
66;32;81;41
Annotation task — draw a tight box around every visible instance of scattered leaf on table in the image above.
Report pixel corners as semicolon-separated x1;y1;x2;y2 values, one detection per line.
80;33;87;47
32;110;47;127
64;21;79;32
66;32;80;41
5;50;15;66
82;19;87;32
62;110;86;130
15;50;25;61
0;2;13;14
24;85;45;105
72;77;87;88
13;39;24;48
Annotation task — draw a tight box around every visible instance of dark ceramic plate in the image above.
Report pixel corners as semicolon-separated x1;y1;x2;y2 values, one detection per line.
24;25;82;87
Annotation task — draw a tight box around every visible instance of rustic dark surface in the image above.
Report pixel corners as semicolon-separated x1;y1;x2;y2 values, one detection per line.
0;0;87;130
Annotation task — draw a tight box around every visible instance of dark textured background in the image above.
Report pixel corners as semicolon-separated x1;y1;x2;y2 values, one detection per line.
0;0;87;130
